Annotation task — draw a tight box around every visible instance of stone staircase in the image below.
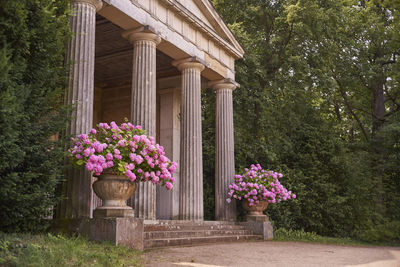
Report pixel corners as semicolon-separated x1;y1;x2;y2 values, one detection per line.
144;220;263;249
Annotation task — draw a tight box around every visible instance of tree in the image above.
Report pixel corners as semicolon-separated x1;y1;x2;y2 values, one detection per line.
208;0;400;240
0;0;70;232
285;0;400;220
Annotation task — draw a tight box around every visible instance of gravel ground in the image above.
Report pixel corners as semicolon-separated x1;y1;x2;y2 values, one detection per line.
143;241;400;267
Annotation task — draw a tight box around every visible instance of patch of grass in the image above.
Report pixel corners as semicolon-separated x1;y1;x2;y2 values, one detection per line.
0;233;142;267
274;228;399;247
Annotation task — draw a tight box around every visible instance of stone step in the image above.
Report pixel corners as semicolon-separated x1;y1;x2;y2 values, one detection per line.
146;220;238;224
144;224;246;232
144;220;246;232
144;235;263;249
144;229;254;239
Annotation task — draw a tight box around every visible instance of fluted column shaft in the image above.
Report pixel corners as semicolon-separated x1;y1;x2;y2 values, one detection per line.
60;0;102;218
210;80;238;221
123;30;161;219
174;59;205;220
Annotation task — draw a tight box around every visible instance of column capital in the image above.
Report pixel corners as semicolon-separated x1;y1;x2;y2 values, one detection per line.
208;78;240;91
172;57;208;72
71;0;103;11
122;26;161;45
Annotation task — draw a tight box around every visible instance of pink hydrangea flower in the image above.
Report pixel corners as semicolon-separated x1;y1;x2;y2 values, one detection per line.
69;120;177;190
226;164;295;206
106;153;113;161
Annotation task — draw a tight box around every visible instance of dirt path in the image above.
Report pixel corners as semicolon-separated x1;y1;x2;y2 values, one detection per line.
143;241;400;267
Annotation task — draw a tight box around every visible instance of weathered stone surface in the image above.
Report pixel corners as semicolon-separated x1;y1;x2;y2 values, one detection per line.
245;214;270;222
92;173;137;210
209;79;239;221
241;208;274;240
123;28;161;220
157;86;181;220
58;0;102;219
143;220;262;248
144;229;253;239
93;208;134;218
172;58;205;221
240;217;274;241
242;199;269;217
52;217;144;250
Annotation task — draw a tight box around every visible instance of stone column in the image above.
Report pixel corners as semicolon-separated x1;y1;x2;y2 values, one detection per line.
156;86;181;220
60;0;102;218
209;79;239;221
123;28;161;219
173;58;206;221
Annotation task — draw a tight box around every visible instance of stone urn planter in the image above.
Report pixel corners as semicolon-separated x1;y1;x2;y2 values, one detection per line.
242;199;269;222
92;172;137;218
242;199;268;216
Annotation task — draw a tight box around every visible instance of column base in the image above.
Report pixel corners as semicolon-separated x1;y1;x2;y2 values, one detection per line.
51;217;144;250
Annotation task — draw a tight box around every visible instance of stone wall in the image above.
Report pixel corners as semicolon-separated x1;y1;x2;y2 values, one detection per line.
95;84;131;124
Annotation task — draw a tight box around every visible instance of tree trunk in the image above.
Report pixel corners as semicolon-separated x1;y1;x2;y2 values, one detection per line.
371;79;386;217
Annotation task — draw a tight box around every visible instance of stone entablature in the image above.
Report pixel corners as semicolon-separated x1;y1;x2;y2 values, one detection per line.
99;0;243;80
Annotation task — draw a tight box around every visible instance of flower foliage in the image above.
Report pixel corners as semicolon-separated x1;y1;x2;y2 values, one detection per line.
69;121;177;190
227;164;296;206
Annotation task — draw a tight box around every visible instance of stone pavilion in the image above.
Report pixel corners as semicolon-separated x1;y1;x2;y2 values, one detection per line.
58;0;244;225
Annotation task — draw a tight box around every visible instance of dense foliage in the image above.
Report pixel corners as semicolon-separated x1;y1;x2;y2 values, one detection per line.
0;0;70;232
203;0;400;241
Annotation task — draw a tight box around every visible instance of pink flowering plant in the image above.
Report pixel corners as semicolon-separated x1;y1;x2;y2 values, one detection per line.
226;164;296;206
68;121;177;190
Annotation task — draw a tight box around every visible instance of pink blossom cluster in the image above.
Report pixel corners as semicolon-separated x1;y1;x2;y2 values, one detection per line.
226;164;296;206
69;121;177;190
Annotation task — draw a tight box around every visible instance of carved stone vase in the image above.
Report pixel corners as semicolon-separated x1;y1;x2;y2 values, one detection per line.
242;199;268;216
242;199;269;222
93;172;137;218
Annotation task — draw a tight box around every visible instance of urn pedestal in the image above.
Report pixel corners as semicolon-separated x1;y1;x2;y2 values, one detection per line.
92;173;137;218
241;199;274;240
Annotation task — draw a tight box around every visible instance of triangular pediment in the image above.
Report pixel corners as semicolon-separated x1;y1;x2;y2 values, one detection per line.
191;0;241;49
183;0;222;32
160;0;244;58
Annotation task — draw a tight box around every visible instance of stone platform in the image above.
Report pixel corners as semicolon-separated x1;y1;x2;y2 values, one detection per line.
52;217;144;250
52;218;272;251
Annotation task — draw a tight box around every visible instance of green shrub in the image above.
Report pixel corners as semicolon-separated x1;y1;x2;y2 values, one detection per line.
274;228;320;242
358;221;400;243
0;0;71;232
274;228;368;246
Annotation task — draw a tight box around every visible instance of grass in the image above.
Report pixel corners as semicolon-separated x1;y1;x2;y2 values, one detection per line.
274;228;400;247
0;233;142;267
